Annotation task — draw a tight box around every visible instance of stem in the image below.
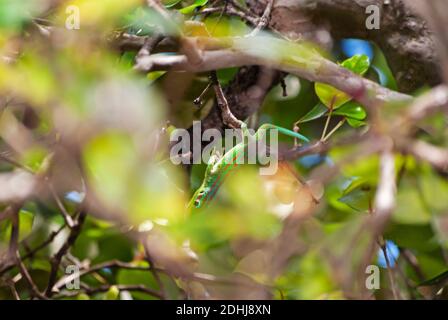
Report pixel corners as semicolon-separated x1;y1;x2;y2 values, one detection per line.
322;119;346;142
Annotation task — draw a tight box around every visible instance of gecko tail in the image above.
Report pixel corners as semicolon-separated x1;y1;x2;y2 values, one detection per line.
259;124;310;143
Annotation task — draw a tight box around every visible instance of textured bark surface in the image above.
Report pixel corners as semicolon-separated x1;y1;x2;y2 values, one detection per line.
199;0;336;134
201;67;279;132
296;0;441;93
406;0;448;83
187;0;442;150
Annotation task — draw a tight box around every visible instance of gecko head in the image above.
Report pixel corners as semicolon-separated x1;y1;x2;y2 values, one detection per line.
193;188;210;208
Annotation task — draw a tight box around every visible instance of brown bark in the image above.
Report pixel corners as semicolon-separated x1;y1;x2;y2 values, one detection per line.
289;0;441;93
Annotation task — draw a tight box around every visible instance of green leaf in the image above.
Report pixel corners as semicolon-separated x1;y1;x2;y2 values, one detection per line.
333;101;367;120
124;7;179;36
346;118;366;128
117;267;159;300
104;285;120;300
298;103;328;123
147;71;167;83
393;181;431;225
180;0;209;14
372;45;398;90
0;210;35;242
162;0;182;7
419;270;448;287
315;54;370;109
386;224;437;252
419;167;448;214
340;54;370;76
20;146;49;173
338;178;373;212
314;83;351;110
0;0;36;31
217;68;239;86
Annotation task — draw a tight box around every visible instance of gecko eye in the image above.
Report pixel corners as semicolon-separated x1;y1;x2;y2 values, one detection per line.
194;199;201;208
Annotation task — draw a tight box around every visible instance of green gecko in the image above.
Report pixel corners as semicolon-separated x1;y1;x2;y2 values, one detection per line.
188;122;310;209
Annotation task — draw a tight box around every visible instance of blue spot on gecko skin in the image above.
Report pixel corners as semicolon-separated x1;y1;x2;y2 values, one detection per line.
377;240;400;268
340;39;374;61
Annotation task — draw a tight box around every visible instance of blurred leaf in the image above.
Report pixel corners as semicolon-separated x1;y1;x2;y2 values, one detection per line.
96;233;134;263
117;266;159;300
18;209;35;241
298;103;327;123
104;285;120;300
314;82;351;110
386;224;438;252
204;16;249;37
340;54;370;75
0;54;56;106
393;178;431;225
83;132;136;209
163;0;182;7
295;251;337;299
346;118;366;128
147;71;167;83
298;100;366;127
338;178;373;212
20;147;49;173
180;0;208;14
419;270;448;287
0;0;37;31
0;210;34;242
124;6;179;36
333;101;366;121
119;51;137;69
217;68;238;86
371;45;398;90
63;0;140;28
419;166;448;214
339;154;380;186
83;132;186;226
415;252;448;282
315;55;370;109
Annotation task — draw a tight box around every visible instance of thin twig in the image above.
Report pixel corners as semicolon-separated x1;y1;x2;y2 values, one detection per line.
380;241;400;300
0;224;66;276
15;251;49;300
135;41;412;110
249;0;274;36
401;249;426;282
56;284;164;300
405;140;448;172
209;71;243;129
135;34;164;63
374;147;396;227
322;119;346;142
47;181;75;228
9;206;48;299
143;243;167;300
53;260;152;291
6;280;21;300
45;211;87;297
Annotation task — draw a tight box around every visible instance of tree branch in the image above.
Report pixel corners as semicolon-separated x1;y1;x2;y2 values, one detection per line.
136;39;411;110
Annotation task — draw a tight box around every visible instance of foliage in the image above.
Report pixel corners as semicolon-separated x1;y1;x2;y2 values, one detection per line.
0;0;446;301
